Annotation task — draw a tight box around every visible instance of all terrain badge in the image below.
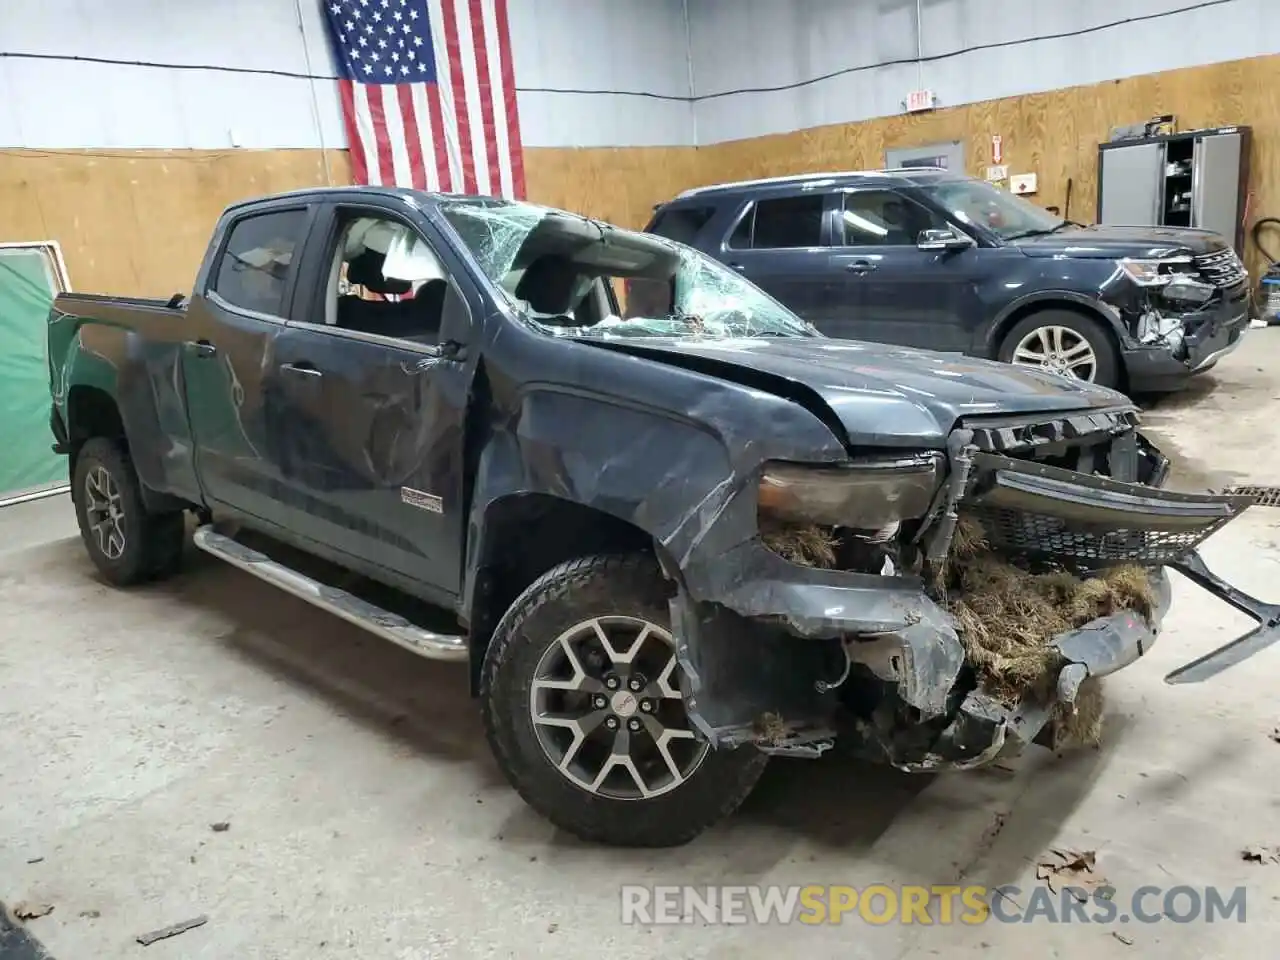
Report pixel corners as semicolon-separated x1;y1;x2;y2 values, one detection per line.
401;487;444;514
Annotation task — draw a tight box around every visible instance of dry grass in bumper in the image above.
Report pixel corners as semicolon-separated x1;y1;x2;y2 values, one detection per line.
761;516;1158;748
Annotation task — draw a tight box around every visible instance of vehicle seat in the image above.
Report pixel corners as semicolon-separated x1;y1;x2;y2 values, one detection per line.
880;201;915;246
513;255;582;318
338;250;433;338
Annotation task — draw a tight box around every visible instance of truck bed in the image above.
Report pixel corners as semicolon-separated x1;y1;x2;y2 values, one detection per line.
53;292;186;320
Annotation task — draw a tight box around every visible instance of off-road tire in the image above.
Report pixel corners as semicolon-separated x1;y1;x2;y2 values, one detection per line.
71;438;186;586
481;553;769;847
998;309;1121;389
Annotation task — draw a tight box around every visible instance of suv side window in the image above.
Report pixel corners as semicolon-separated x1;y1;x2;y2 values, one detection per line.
647;205;716;245
837;190;945;247
212;208;307;317
728;194;825;249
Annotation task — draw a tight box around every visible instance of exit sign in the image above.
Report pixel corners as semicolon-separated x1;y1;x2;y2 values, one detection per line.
905;89;936;112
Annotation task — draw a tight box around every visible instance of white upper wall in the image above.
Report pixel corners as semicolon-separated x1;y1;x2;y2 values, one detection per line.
688;0;1280;144
0;0;694;149
2;0;1276;150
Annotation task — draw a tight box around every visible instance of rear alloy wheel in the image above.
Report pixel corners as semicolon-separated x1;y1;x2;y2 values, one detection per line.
481;553;768;847
999;310;1119;388
71;438;186;586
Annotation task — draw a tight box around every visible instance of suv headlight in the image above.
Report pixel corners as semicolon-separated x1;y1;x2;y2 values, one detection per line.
758;455;943;528
1118;257;1196;286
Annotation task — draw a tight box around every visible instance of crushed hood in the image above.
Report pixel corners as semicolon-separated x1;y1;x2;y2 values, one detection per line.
588;336;1133;447
1014;224;1230;259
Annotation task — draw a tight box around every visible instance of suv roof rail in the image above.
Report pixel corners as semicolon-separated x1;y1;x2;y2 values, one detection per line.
674;167;944;200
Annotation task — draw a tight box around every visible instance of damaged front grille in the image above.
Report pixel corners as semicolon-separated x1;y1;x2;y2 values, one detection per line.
966;504;1226;563
963;453;1253;566
1194;248;1248;289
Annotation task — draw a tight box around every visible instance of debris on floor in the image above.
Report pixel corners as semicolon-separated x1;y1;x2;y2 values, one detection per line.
1112;931;1135;946
13;902;54;921
1036;848;1107;901
135;915;209;946
1241;845;1280;864
79;910;100;920
1270;727;1280;744
210;821;231;832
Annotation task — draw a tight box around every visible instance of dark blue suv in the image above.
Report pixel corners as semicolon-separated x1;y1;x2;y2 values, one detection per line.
645;169;1250;392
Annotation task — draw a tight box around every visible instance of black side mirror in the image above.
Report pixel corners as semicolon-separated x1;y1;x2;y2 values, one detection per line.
917;227;974;252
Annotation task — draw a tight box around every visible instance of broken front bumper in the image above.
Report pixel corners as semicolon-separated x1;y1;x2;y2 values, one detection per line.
673;444;1280;770
1124;292;1249;391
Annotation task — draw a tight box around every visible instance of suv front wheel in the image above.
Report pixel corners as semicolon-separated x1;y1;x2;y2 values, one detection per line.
480;553;769;847
999;309;1120;388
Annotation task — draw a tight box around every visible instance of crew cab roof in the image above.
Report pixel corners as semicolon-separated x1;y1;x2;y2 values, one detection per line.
220;184;478;216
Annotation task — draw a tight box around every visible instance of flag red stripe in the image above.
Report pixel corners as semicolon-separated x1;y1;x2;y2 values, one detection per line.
424;83;453;192
492;0;525;198
439;0;477;194
396;85;428;191
469;0;503;196
337;79;369;186
365;87;397;187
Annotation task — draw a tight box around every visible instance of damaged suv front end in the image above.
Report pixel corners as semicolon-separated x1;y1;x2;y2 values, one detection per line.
673;404;1280;772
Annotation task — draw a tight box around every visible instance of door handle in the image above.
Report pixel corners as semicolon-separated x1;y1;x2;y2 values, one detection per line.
280;362;322;379
185;339;217;358
844;260;876;274
728;262;746;272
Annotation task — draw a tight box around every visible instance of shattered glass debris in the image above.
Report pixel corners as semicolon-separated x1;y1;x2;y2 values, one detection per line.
439;197;817;341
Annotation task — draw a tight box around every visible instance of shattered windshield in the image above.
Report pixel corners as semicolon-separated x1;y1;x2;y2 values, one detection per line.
437;198;818;340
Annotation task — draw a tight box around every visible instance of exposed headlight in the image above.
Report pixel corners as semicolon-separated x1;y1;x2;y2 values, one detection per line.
757;455;943;528
1118;257;1196;286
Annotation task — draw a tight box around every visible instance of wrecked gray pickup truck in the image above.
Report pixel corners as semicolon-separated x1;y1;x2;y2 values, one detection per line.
50;187;1280;848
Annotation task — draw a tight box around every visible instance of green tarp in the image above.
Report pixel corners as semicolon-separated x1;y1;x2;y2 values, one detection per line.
0;247;66;497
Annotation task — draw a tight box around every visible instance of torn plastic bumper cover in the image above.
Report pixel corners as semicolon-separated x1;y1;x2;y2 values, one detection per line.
672;449;1280;770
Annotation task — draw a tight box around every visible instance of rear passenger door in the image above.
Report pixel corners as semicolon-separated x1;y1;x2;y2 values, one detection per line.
183;203;315;527
263;199;478;601
718;192;838;324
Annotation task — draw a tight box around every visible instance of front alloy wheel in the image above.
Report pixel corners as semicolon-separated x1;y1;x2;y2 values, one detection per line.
529;616;708;800
481;553;769;847
1010;324;1098;380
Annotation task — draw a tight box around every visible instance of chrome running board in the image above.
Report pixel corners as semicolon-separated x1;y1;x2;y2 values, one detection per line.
192;525;468;662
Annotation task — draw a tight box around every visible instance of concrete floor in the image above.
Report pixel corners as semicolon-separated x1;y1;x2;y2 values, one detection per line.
3;336;1280;959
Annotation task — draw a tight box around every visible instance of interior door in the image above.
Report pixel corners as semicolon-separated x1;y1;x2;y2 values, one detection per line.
183;205;312;526
718;193;835;323
824;189;976;351
1099;143;1164;225
264;202;475;596
1192;132;1243;246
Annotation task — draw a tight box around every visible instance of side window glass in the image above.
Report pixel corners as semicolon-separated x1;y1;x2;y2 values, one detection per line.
838;191;945;247
327;213;453;344
212;209;307;316
726;204;755;249
750;195;825;248
648;205;716;245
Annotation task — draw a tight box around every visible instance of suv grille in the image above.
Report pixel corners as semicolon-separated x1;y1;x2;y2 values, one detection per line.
1194;248;1248;289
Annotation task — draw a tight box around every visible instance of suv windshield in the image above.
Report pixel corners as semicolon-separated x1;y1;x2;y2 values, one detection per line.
437;198;817;340
918;179;1066;242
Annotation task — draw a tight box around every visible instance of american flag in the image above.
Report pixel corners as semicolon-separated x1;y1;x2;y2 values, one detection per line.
323;0;525;199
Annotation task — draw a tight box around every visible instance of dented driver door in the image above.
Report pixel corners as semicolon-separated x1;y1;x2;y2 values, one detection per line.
265;317;471;600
